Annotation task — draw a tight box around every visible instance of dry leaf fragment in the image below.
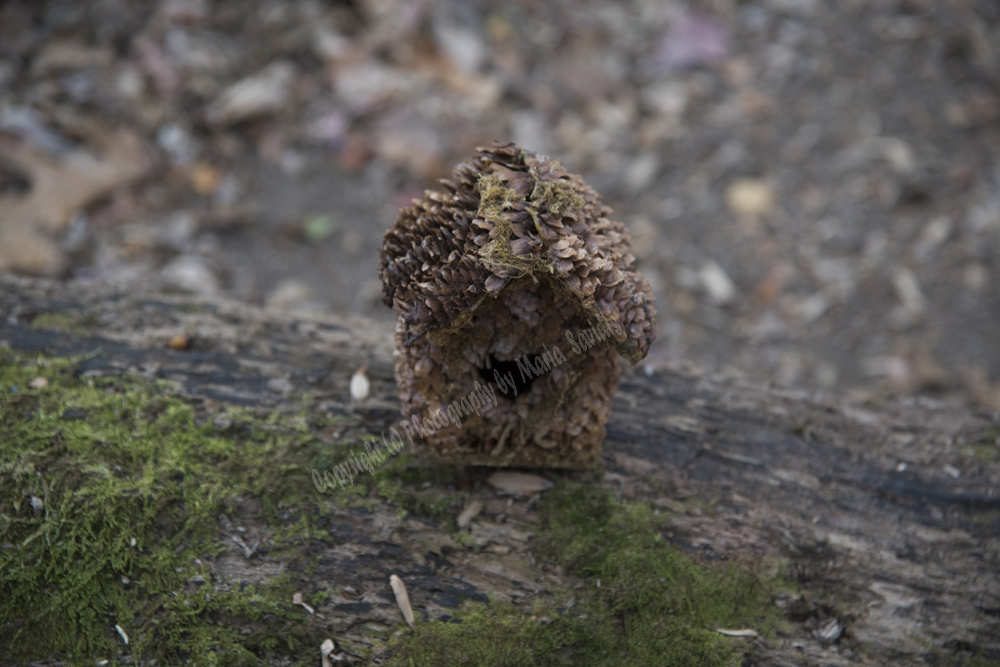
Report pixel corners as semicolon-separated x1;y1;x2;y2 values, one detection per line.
31;39;113;75
389;574;415;628
207;60;295;125
486;472;553;495
456;500;484;529
0;126;149;234
0;124;150;277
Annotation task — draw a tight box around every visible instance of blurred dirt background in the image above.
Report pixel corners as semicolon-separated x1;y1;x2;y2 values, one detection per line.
1;0;998;409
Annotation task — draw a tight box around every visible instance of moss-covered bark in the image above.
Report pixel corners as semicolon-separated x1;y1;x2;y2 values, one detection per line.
2;276;998;666
1;351;788;666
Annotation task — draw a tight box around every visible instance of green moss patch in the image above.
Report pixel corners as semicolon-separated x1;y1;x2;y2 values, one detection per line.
30;312;99;335
385;482;784;666
0;350;336;665
2;349;785;666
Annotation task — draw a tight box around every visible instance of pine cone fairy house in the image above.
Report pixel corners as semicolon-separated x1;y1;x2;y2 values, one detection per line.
379;142;656;468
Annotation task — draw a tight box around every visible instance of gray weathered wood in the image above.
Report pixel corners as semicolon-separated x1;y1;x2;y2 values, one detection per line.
1;275;997;665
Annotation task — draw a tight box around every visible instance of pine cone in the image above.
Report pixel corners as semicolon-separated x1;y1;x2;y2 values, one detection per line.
378;142;656;468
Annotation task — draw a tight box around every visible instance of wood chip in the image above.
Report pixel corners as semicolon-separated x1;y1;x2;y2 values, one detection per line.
486;471;553;495
457;500;484;529
231;535;259;559
320;638;335;667
167;333;191;351
389;574;415;628
713;627;758;638
292;591;314;614
350;366;370;401
816;617;843;643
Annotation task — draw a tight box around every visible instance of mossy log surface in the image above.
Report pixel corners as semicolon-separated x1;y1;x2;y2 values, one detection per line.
1;275;998;667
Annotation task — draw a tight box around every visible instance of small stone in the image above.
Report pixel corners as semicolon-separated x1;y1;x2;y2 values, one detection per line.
892;268;926;317
725;179;775;217
624;153;659;193
432;17;486;73
654;10;729;70
698;260;737;305
796;293;829;324
160;255;219;295
267;377;294;394
157;124;198;167
191;162;222;195
212;412;233;430
334;59;402;114
160;212;198;250
914;217;952;262
374;109;445;178
510;111;553;158
881;137;916;173
265;280;315;310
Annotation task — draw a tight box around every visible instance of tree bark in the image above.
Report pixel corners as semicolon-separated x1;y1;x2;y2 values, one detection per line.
1;275;998;665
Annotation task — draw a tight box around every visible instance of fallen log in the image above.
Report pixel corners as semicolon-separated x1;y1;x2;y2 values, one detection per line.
1;274;997;666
